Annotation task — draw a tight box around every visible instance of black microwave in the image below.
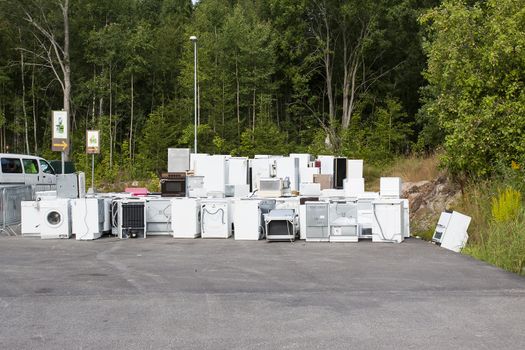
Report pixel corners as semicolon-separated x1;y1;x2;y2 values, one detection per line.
160;173;186;197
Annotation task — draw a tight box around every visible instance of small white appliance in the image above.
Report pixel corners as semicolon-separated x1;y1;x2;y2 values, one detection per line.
21;201;41;236
171;198;201;238
168;148;190;173
234;198;276;240
357;192;380;239
371;199;404;243
111;198;147;239
346;159;364;178
265;209;298;241
276;157;300;192
257;178;284;198
380;177;403;198
433;211;471;252
318;155;335;175
305;201;330;242
201;199;232;238
71;197;104;240
344;178;365;197
145;197;172;235
300;183;321;196
39;198;71;239
329;199;359;242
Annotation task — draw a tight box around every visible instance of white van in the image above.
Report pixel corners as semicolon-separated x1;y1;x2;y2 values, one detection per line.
0;154;57;186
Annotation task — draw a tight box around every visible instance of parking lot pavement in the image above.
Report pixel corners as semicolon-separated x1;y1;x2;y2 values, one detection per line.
0;236;524;349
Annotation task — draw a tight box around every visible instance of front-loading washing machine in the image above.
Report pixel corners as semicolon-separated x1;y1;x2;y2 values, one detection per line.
39;199;71;239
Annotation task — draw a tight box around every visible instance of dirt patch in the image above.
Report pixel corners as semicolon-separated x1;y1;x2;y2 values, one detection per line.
403;175;461;233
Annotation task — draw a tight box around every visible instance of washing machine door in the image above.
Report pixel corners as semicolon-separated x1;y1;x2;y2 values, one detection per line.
46;209;64;227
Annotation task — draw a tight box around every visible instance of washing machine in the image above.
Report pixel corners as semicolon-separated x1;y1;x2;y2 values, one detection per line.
21;201;42;236
201;199;232;238
171;197;201;238
145;197;172;235
39;199;71;239
71;198;104;240
371;199;404;243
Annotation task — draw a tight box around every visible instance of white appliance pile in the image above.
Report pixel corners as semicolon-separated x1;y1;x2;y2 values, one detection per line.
19;150;471;252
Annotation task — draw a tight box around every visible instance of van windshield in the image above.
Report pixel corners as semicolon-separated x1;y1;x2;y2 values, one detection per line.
39;160;55;175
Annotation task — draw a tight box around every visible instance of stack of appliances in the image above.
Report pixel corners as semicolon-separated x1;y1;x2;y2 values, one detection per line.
234;198;276;240
145;197;172;235
432;211;471;252
71;197;105;240
111;197;147;239
201;198;232;238
264;209;298;242
329;199;359;242
171;197;201;238
371;177;405;243
305;201;330;242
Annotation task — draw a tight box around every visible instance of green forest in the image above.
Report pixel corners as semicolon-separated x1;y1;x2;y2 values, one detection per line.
0;0;520;179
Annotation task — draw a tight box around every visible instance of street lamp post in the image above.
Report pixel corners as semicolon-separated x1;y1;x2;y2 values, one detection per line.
190;35;198;154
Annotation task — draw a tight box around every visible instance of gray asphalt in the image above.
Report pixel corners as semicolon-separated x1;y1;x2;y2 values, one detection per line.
0;236;524;349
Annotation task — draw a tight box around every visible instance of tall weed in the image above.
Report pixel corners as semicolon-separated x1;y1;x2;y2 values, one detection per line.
491;187;522;222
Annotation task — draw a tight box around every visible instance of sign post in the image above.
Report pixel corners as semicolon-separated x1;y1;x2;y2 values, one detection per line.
86;130;100;191
51;110;69;174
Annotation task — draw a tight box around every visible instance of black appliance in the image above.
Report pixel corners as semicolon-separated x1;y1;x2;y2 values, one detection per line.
160;172;186;197
334;157;347;189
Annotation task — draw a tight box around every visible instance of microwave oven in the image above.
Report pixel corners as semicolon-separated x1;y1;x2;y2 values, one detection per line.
160;173;186;197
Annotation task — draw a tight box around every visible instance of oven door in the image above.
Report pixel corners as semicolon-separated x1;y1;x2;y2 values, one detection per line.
161;179;186;197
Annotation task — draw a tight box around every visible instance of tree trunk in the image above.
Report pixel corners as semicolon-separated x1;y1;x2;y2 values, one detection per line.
31;63;37;154
109;65;113;168
252;87;256;131
19;29;30;154
235;56;240;138
129;73;134;163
